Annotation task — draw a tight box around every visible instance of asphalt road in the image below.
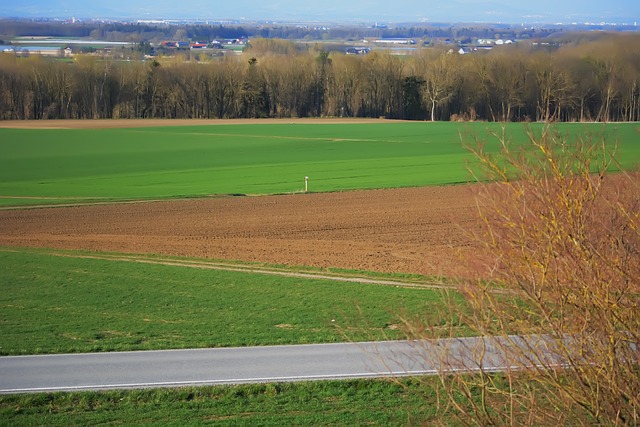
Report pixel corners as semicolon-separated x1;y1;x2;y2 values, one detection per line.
0;337;561;394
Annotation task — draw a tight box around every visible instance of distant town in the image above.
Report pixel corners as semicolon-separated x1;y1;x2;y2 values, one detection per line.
1;16;637;60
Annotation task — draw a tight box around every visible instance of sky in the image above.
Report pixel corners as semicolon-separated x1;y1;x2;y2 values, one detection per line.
3;0;639;24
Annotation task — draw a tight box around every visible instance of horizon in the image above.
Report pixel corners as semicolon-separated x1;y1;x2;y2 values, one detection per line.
1;0;639;25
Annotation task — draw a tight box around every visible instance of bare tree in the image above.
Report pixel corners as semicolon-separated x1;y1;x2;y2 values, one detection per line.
486;52;527;122
532;55;574;122
590;58;619;123
419;51;458;121
357;51;403;118
326;54;362;118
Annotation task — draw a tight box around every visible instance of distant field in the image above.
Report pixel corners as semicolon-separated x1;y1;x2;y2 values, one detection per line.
1;121;637;207
0;248;461;355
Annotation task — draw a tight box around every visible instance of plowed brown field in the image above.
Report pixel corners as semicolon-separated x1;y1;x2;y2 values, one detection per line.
0;186;484;278
0;118;486;278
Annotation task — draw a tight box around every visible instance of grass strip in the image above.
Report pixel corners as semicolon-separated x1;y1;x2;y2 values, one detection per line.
0;248;465;355
0;378;443;425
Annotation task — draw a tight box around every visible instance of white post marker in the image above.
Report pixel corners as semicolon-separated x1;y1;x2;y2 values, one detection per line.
305;176;309;193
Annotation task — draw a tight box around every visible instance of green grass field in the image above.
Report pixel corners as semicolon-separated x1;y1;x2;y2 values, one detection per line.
1;121;638;206
0;248;461;355
0;378;445;425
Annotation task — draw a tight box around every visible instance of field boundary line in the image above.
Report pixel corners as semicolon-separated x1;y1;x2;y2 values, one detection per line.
0;197;206;210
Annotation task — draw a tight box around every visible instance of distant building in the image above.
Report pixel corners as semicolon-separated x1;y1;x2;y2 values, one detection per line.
7;46;66;57
224;38;247;45
161;41;190;49
477;38;513;46
372;38;416;45
346;47;370;55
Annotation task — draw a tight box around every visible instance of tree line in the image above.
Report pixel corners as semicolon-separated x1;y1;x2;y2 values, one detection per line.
1;33;638;122
1;18;558;44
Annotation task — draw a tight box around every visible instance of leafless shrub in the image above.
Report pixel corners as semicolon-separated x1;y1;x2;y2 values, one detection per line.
411;125;640;426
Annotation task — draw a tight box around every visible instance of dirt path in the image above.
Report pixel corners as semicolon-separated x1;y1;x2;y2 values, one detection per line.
0;186;485;278
0;248;456;290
